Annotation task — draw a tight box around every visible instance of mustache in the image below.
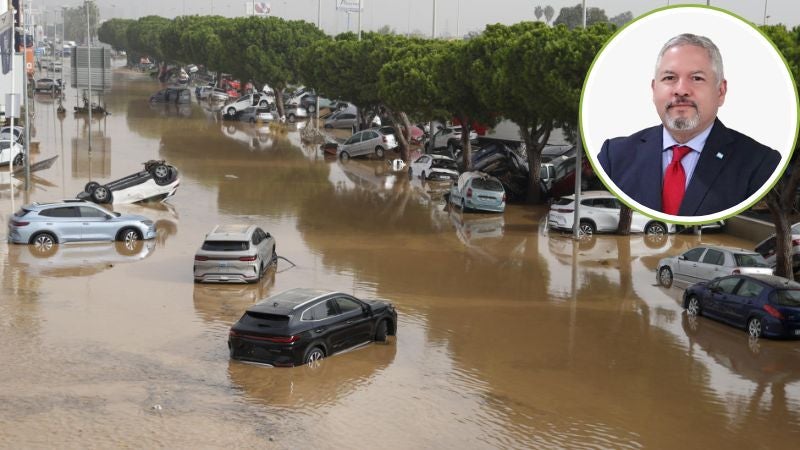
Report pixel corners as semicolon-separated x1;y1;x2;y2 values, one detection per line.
666;98;698;110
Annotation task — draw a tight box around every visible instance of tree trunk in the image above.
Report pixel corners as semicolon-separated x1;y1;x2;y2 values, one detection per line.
457;114;473;171
386;109;410;162
275;87;285;119
520;124;551;204
617;204;633;235
767;191;793;279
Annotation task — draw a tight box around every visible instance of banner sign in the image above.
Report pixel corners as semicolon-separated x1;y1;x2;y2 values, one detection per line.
336;0;364;12
0;11;13;75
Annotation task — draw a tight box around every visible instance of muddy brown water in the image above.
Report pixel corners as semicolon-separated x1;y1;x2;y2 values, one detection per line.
2;65;800;449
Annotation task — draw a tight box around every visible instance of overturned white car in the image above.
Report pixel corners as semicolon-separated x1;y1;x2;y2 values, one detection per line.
77;160;180;204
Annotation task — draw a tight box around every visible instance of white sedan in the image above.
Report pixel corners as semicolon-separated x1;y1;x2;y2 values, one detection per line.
78;160;180;205
0;141;24;167
408;154;459;181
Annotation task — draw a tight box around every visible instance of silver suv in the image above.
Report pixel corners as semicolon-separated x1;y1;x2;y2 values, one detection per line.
7;200;156;253
193;224;276;283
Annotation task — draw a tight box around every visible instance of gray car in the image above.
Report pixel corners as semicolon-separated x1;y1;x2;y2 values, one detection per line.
193;224;276;283
337;129;397;161
324;110;358;129
7;200;156;253
657;245;773;288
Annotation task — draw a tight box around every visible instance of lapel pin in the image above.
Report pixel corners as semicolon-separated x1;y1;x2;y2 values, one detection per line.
716;152;724;159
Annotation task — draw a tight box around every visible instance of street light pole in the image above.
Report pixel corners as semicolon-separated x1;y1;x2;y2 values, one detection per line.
86;0;92;153
357;0;362;41
763;0;769;25
572;0;586;240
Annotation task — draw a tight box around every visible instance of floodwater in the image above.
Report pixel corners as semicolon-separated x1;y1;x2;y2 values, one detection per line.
2;64;800;449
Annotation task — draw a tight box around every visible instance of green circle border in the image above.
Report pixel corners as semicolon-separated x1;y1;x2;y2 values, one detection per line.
579;4;800;226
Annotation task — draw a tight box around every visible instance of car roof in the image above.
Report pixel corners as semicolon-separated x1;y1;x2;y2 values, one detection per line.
692;245;761;255
561;190;613;201
733;274;800;289
26;199;94;210
206;224;256;240
248;288;338;315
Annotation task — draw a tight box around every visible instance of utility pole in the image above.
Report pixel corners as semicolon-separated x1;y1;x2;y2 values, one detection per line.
357;0;362;41
572;0;586;240
86;0;92;153
315;0;321;130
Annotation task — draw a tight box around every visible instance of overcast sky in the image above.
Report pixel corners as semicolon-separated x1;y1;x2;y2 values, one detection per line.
35;1;798;36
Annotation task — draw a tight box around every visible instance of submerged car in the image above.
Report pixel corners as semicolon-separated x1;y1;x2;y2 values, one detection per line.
683;274;800;339
7;199;156;251
193;224;276;284
77;160;180;205
754;222;800;272
150;87;192;104
657;245;773;288
237;106;275;123
228;288;397;367
408;154;459;181
548;191;672;236
337;129;396;161
0;141;25;167
449;171;506;213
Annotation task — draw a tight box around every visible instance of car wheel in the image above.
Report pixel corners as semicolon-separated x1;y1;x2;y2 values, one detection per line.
658;267;673;288
117;227;142;244
84;181;100;194
747;317;763;338
421;171;427;180
304;346;325;367
578;221;595;236
374;320;388;343
324;124;333;129
151;164;171;182
91;185;112;204
30;232;57;256
249;118;256;123
340;151;350;162
686;295;701;316
227;107;236;115
12;153;24;167
645;221;668;235
375;146;385;159
287;113;296;123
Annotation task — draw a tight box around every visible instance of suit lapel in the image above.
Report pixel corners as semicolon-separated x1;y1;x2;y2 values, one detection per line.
679;119;734;215
636;126;664;210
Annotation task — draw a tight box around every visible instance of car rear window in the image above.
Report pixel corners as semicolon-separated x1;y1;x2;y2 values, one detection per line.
202;241;249;251
14;208;30;217
772;290;800;307
733;253;769;267
240;312;291;328
432;159;457;170
471;178;504;191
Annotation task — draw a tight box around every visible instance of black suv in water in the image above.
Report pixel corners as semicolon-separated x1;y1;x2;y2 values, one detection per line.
228;288;397;367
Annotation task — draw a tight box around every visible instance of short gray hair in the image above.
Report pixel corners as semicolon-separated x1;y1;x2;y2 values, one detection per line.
654;33;724;86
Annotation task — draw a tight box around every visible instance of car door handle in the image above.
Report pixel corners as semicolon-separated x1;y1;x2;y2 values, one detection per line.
346;320;354;324
314;327;327;333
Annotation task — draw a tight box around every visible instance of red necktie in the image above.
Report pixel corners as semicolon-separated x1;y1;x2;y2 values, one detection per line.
662;145;692;215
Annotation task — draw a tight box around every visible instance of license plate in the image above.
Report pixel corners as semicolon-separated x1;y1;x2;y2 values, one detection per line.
218;262;229;268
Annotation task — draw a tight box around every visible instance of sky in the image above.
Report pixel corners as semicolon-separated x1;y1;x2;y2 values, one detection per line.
31;1;798;36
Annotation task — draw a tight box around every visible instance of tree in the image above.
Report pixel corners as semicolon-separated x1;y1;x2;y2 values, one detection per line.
544;5;555;24
64;1;99;44
534;6;544;21
760;24;800;279
553;4;608;29
609;11;634;28
472;22;613;203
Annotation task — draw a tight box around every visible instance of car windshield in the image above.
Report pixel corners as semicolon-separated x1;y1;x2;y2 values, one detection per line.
432;159;457;170
471;178;504;192
734;253;769;267
773;290;800;307
201;240;249;251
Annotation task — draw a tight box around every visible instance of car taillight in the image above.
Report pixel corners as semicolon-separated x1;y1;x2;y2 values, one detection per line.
263;335;300;343
792;239;800;247
10;220;29;226
467;188;473;198
382;136;387;143
764;304;784;320
239;255;257;262
502;193;506;203
194;255;208;261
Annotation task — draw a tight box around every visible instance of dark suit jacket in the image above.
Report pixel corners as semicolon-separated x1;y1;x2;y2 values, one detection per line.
598;119;781;216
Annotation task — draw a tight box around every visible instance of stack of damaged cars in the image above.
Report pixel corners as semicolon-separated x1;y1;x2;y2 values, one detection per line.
77;160;180;204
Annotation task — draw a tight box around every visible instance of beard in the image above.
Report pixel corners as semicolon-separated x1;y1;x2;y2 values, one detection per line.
662;103;701;131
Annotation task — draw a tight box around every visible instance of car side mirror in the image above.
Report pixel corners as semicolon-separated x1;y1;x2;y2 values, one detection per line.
362;304;371;315
678;255;686;261
105;214;113;220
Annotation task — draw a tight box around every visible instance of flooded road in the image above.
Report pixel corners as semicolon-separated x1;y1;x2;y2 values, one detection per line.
2;65;800;448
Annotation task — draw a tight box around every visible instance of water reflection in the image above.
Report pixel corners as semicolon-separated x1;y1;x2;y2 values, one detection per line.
7;240;156;278
227;341;396;409
193;268;276;325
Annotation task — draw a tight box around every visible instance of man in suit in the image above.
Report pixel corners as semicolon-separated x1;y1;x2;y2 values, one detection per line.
598;33;781;217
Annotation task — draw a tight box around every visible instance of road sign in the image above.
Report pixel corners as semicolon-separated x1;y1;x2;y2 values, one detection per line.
336;0;363;12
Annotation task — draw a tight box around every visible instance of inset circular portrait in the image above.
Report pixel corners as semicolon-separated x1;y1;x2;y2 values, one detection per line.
581;5;798;225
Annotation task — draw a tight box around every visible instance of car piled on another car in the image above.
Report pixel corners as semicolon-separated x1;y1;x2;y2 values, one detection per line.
657;245;773;288
408;154;459;181
228;288;397;367
194;224;276;284
683;274;800;339
77;160;180;205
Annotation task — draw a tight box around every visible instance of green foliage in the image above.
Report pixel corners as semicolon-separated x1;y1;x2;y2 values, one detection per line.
63;1;99;43
553;3;608;29
97;19;133;51
126;16;171;62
